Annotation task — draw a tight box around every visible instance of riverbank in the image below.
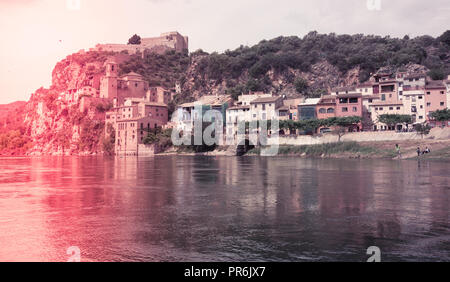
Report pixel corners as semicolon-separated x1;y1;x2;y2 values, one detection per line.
156;139;450;161
243;139;450;161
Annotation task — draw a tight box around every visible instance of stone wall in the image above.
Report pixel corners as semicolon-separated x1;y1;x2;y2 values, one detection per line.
268;127;450;146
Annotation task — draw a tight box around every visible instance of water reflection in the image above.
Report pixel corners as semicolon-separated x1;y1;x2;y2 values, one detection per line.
0;156;448;261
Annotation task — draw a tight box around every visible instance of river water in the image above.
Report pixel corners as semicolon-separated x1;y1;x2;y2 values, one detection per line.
0;156;448;262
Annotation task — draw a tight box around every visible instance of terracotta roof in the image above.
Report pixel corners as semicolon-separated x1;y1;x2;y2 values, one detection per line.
405;73;426;80
425;80;445;89
250;96;282;104
370;101;403;106
180;95;232;108
331;86;357;92
337;93;362;98
362;95;380;99
228;105;250;110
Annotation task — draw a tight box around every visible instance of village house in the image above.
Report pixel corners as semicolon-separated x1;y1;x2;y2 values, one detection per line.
298;98;321;121
282;98;303;121
176;95;233;132
106;98;169;155
226;105;251;142
425;80;447;126
369;101;405;131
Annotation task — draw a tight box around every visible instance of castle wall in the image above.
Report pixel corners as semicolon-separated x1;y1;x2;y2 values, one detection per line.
95;32;188;55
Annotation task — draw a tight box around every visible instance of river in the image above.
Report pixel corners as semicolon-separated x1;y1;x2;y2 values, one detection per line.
0;156;448;262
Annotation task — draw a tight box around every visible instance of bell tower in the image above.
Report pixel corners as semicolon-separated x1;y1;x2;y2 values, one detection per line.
106;60;118;77
100;59;118;99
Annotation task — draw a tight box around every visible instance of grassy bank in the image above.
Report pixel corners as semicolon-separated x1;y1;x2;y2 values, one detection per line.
247;142;393;158
245;139;450;160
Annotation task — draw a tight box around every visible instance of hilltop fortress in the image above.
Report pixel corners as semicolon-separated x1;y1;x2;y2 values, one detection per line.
92;31;189;54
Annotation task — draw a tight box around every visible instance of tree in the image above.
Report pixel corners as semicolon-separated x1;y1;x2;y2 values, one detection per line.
378;114;412;130
55;127;72;155
431;109;450;123
328;116;362;142
438;30;450;46
128;34;141;45
102;123;116;155
414;123;432;139
428;68;446;80
294;77;309;94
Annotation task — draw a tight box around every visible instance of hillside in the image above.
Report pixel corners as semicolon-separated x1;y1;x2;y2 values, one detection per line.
0;30;449;155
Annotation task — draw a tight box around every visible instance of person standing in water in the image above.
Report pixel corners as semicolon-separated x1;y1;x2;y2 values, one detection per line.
417;147;421;157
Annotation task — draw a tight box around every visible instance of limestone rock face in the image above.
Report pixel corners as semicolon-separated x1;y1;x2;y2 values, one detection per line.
21;52;113;155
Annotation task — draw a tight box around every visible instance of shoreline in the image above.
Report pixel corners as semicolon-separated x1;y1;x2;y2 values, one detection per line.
3;139;448;161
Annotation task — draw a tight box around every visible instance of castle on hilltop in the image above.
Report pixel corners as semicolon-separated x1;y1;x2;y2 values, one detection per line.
92;31;189;55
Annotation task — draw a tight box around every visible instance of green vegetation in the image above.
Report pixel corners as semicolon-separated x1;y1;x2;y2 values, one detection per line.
128;34;141;45
0;130;32;155
248;142;377;157
378;114;412;129
246;116;362;134
414;123;432;138
431;109;450;122
196;30;450;86
78;119;104;152
143;128;173;149
119;49;190;89
294;77;309;94
428;68;446;80
102;123;115;155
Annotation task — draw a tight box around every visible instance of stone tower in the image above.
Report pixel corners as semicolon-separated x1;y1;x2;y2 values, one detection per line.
100;59;118;99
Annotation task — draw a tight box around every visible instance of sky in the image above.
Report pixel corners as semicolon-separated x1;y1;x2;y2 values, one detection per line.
0;0;449;104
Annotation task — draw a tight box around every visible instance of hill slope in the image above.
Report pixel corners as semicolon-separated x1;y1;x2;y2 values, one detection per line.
1;30;449;155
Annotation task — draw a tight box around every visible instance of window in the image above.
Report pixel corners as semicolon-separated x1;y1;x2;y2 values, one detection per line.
327;108;334;113
411;106;417;112
339;98;349;103
342;107;348;112
389;107;393;110
427;103;431;107
318;108;326;113
389;94;392;98
396;107;401;110
420;105;423;109
441;91;445;94
441;102;445;106
419;116;423;120
349;98;358;103
262;104;266;111
352;107;358;112
426;92;431;95
375;107;379;111
418;96;423;99
381;94;386;101
368;99;373;103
